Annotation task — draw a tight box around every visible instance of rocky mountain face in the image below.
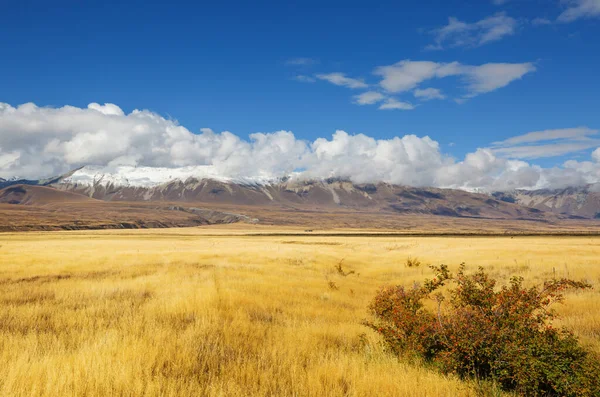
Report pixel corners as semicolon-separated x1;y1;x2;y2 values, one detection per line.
494;186;600;219
4;167;600;220
0;174;70;189
0;184;257;231
48;177;549;221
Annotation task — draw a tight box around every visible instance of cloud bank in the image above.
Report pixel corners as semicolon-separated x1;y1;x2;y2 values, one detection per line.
1;102;600;191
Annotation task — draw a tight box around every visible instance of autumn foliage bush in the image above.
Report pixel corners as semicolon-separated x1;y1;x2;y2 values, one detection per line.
366;264;600;396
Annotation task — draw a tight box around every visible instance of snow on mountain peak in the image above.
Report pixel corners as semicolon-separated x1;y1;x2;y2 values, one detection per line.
61;166;279;187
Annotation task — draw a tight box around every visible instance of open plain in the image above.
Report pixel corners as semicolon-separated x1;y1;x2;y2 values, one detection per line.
1;226;599;396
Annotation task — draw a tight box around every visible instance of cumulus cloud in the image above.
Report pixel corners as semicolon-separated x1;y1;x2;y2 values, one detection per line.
2;102;600;191
305;131;448;186
0;102;309;180
315;73;368;89
593;147;600;162
558;0;600;22
427;13;518;50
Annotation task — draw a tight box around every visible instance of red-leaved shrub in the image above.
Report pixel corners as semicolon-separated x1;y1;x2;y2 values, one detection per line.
365;264;600;396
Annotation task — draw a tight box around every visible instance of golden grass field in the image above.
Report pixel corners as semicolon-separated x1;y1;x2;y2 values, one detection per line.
1;226;599;396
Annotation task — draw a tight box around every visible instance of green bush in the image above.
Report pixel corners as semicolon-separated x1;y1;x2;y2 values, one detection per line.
365;264;600;396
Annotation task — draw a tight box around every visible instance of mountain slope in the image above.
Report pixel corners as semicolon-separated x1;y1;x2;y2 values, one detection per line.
8;166;600;221
0;168;81;190
495;186;600;219
0;185;96;205
51;177;552;221
0;184;256;231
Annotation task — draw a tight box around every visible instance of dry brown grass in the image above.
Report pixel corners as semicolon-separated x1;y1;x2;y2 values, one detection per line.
1;227;599;396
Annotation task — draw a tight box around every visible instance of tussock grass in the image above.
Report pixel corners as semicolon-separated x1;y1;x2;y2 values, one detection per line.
0;228;598;396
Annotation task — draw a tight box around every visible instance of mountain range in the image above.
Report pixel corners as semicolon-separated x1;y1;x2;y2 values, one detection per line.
2;166;600;231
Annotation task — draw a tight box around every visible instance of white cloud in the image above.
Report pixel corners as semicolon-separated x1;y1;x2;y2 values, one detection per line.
315;73;368;89
375;61;462;93
493;127;598;146
307;131;444;185
558;0;600;22
87;103;125;116
491;127;600;159
428;13;518;50
374;60;535;99
298;59;534;109
378;98;415;110
353;91;386;105
414;88;446;101
286;57;319;66
0;102;309;180
461;62;536;96
2;102;600;191
493;142;600;159
0;151;19;170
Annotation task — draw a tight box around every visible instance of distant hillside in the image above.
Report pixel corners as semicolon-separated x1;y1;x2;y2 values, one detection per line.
0;185;95;205
0;185;255;231
5;167;600;222
494;186;600;219
49;176;552;221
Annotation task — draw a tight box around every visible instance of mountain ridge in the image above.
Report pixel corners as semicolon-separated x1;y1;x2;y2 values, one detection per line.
50;176;554;221
3;167;600;220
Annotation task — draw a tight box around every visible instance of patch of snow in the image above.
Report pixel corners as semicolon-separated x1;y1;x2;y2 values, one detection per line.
327;185;341;204
260;187;274;201
61;165;279;188
0;176;22;182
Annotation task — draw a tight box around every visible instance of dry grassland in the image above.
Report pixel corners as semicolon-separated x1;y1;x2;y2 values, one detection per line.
1;227;599;396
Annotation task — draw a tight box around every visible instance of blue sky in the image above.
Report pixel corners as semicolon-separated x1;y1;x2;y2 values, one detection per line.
1;0;599;189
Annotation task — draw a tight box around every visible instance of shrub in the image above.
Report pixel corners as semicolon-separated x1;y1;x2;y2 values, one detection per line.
365;264;600;396
335;260;355;276
405;256;422;268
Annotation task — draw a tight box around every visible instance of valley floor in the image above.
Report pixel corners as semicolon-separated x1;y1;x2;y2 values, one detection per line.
1;227;599;396
3;200;600;234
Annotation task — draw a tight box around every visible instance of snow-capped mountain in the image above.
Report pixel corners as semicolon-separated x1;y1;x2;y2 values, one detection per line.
0;176;21;183
494;186;600;219
61;165;280;188
3;166;600;219
37;166;550;221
